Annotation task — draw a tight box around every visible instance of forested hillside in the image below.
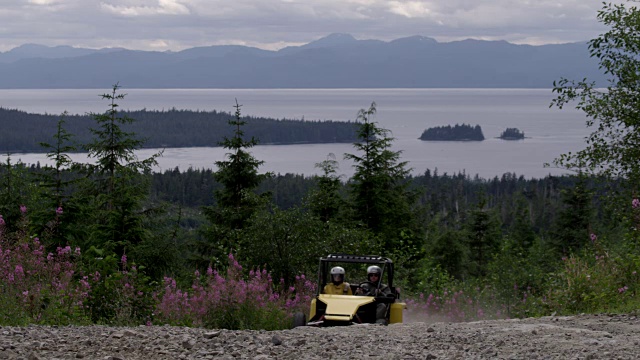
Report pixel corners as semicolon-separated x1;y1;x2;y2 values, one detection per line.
0;107;358;152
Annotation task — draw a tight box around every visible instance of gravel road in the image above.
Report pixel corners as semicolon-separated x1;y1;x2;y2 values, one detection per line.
1;313;639;359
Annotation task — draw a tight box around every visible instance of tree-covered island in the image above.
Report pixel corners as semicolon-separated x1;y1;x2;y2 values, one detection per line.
419;123;485;141
499;128;525;140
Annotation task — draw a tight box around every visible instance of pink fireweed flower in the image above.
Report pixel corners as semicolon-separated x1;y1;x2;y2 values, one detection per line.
619;286;629;294
590;233;597;243
0;215;5;226
56;246;71;255
121;254;127;265
56;206;63;215
20;205;26;214
633;198;640;209
15;265;24;277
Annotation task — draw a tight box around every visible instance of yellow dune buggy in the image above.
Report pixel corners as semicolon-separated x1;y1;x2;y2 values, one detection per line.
292;254;406;327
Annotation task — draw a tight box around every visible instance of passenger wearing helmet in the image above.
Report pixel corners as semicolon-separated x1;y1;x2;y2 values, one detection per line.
355;265;393;324
323;266;353;295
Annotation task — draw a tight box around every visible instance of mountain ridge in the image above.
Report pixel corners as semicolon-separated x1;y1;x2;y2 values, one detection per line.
0;34;604;89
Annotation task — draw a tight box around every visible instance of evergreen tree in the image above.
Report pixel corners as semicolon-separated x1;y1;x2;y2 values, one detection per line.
305;153;345;223
39;112;76;206
33;113;81;247
198;100;270;268
465;195;502;277
343;102;422;258
550;174;593;254
210;101;270;230
0;157;32;238
82;84;161;259
510;195;536;250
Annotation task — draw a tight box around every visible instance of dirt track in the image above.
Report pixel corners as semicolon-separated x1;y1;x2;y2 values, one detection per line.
0;313;639;359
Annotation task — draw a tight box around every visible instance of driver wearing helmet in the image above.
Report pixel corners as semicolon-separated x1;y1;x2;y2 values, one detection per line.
355;265;393;324
323;266;353;295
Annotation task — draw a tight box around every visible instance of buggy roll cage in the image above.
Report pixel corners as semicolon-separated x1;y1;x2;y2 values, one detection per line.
316;253;396;296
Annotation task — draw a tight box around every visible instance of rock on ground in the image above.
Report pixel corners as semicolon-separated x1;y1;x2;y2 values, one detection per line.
0;314;639;359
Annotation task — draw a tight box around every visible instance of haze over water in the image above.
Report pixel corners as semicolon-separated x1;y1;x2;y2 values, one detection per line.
0;88;588;179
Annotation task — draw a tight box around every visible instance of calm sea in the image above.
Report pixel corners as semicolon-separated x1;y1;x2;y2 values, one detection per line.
0;88;588;179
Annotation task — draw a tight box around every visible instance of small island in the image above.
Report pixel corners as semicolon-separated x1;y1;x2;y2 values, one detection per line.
419;124;485;141
498;128;525;140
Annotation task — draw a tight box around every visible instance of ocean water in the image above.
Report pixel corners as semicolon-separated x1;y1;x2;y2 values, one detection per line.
0;88;589;179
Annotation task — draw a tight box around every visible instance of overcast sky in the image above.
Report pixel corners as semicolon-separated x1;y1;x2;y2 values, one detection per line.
0;0;629;52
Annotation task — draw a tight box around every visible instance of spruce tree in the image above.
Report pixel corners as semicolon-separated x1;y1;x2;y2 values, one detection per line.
306;153;345;223
0;157;31;238
550;174;593;255
39;113;76;206
510;195;536;250
210;101;269;230
344;102;421;256
34;113;80;247
465;195;502;277
198;101;270;268
82;84;161;259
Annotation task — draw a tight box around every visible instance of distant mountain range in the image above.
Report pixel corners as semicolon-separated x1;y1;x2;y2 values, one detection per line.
0;33;605;89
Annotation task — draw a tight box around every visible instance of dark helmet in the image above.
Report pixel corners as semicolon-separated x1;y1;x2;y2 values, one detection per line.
330;266;346;285
367;265;382;283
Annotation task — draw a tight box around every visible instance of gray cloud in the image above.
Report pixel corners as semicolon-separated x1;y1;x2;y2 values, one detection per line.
0;0;628;51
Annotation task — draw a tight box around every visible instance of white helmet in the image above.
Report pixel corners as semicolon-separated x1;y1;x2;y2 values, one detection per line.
330;266;345;285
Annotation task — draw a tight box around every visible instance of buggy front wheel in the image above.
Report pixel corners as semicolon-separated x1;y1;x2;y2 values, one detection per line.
292;312;306;328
